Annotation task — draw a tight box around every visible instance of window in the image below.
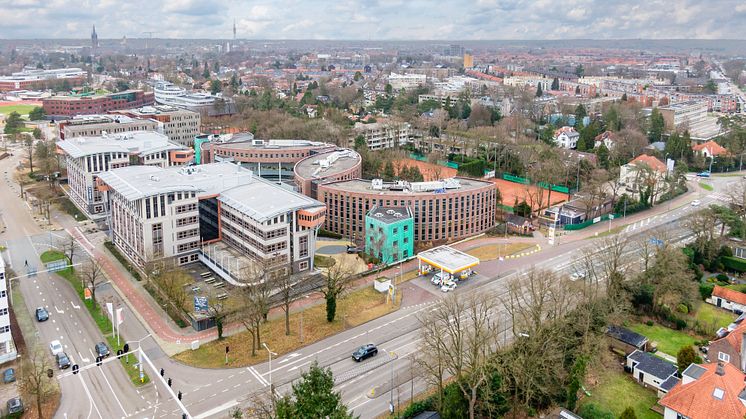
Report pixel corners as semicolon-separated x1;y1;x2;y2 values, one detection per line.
393;227;398;234
299;261;309;271
0;308;7;316
299;236;309;258
719;352;730;362
0;326;9;333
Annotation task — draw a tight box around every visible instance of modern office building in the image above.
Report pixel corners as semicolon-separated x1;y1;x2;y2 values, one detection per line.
201;134;335;182
352;121;414;150
42;90;155;118
58;114;159;140
318;177;497;244
294;148;362;199
153;82;236;117
387;73;427;91
0;257;16;364
98;163;326;275
365;206;414;264
56;131;192;218
111;106;201;147
0;67;86;92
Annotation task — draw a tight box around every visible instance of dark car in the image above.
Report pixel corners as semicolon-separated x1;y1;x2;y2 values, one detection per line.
2;368;15;383
6;397;23;414
352;343;378;362
56;352;71;369
35;307;49;322
94;342;110;358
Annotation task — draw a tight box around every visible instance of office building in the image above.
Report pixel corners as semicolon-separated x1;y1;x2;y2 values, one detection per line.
56;131;192;218
294;148;362;199
153;82;236;117
111;106;201;147
42;90;155;118
387;73;427;91
98;163;326;274
58;115;159;140
0;67;86;92
318;177;497;243
352;122;414;150
0;258;16;364
365;206;414;264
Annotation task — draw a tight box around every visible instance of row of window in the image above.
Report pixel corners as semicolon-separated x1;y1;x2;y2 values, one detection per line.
176;216;198;227
175;203;198;214
177;228;199;240
177;241;199;253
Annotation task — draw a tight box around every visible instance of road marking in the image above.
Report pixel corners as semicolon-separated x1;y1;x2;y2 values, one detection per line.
54;306;64;314
71;301;80;309
77;371;103;419
192;399;239;419
78;352;90;363
278;352;301;364
246;367;269;386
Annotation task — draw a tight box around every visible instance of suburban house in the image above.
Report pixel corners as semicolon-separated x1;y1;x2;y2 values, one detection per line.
659;362;746;419
693;140;728;158
544;196;614;226
626;349;679;396
708;285;746;314
552;126;579;149
618;154;669;203
607;325;649;355
594;131;618;150
708;316;746;371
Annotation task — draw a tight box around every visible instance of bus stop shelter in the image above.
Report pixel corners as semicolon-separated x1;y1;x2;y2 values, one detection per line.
417;245;480;280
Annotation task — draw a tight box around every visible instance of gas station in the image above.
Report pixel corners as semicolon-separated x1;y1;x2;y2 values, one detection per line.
417;245;480;281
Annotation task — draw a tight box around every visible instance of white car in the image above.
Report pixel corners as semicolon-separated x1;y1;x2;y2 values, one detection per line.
691;200;701;207
49;340;63;356
570;272;585;281
440;282;457;292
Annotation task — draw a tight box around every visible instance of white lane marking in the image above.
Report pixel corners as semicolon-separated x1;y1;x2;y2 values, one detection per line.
96;366;128;416
77;372;103;419
71;301;80;309
192;400;239;419
54;306;64;314
246;367;269;387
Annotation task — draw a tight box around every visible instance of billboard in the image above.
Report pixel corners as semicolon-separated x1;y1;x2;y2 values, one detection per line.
194;296;209;313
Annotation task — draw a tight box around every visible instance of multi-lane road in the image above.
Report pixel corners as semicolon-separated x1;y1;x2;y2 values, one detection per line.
0;142;738;418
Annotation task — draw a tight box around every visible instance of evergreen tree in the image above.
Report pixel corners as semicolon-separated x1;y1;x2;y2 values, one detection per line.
596;144;610;169
353;71;362;81
551;77;560;90
384;83;393;95
202;61;210;79
536;83;543;97
383;160;396;181
230;73;239;92
210;79;222;95
649;108;665;142
275;361;353;419
460;101;471;119
575;104;587;120
621;93;628;101
28;107;46;121
676;346;699;374
3;112;24;135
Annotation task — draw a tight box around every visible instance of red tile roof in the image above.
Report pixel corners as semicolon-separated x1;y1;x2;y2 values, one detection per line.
713;285;746;306
693;140;728;156
629;154;667;173
659;362;746;419
594;131;617;143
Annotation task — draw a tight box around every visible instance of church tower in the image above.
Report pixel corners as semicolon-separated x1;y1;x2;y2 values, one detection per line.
91;25;99;49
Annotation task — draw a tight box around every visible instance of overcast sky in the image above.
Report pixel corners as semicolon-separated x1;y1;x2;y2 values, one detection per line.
0;0;744;40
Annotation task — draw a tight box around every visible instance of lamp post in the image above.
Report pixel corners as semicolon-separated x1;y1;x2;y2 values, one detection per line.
263;343;277;394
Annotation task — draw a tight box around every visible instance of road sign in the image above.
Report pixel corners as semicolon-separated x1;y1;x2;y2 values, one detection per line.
650;238;664;246
84;288;92;300
609;214;615;220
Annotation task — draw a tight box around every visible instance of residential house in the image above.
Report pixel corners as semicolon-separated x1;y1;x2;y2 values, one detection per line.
693;140;728;159
594;131;618;150
552;126;579;149
607;325;649;355
708;315;746;371
618;154;669;203
709;285;746;313
626;349;679;396
659;362;746;419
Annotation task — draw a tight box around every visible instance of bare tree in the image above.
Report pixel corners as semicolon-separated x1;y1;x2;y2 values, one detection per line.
502;267;574;337
57;235;79;268
154;268;189;313
320;259;357;323
238;263;274;354
79;257;104;308
19;350;58;419
275;268;295;336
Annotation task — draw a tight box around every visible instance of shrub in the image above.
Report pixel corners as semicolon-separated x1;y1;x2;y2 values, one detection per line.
646;320;654;326
398;397;434;419
699;283;714;300
676;303;689;314
716;273;730;284
723;256;746;272
673;317;688;330
318;229;343;239
578;403;614;419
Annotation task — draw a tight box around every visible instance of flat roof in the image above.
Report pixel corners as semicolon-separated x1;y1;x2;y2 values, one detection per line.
294;149;361;179
367;206;411;224
56;131;183;158
417;245;479;274
113;105;197;116
99;162;256;201
322;177;493;195
214;138;330;150
218;180;324;223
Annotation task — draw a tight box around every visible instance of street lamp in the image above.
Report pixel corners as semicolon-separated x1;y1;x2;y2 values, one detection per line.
263;342;277;393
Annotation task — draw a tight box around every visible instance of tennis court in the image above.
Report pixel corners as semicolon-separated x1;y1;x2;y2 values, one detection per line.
490;178;569;212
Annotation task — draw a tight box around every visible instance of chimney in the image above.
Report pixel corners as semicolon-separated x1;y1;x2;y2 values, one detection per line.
717;362;726;376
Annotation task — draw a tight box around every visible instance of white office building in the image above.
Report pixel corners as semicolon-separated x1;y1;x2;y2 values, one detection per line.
387;73;427;90
352;121;414;150
0;258;16;364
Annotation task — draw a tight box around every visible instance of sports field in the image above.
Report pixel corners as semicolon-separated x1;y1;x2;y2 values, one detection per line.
490;178;569;212
0;102;40;117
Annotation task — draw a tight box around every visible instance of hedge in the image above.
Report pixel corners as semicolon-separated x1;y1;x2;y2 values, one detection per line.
104;241;141;281
723;256;746;272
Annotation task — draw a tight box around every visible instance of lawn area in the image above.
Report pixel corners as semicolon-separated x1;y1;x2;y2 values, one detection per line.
174;286;400;368
699;181;714;191
40;251;150;386
56;196;88;220
629;322;696;355
693;304;736;331
465;243;535;261
580;367;660;419
726;284;746;293
0;104;35;117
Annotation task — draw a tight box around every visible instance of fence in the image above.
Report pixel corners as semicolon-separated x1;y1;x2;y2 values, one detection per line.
536;181;571;194
502;173;531;185
563;213;621;231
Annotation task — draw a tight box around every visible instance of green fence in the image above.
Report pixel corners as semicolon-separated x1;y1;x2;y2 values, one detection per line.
498;204;515;213
563;213;621;231
409;153;427;162
502;173;531;185
537;182;571;194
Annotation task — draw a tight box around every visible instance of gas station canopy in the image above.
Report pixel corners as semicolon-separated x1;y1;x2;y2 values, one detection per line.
417;245;480;275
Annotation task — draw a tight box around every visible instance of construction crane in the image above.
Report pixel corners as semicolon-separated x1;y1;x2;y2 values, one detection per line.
141;32;157;49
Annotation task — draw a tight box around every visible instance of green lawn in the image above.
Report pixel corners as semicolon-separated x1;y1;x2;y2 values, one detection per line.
694;304;736;330
629;322;696;355
699;182;714;191
726;284;746;293
0;104;35;116
40;250;65;263
580;368;660;419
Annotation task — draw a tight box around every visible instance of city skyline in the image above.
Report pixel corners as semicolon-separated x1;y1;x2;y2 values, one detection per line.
0;0;745;40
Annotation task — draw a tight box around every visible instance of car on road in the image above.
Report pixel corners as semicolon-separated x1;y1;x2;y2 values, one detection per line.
440;281;457;292
352;343;378;362
56;352;71;369
35;307;49;322
2;368;15;384
698;171;711;178
570;272;586;281
49;340;63;356
6;397;23;414
94;342;110;358
691;200;701;207
346;245;359;254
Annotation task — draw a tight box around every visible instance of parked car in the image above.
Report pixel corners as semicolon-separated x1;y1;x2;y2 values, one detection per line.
56;352;71;369
440;281;457;292
2;368;15;383
94;342;110;358
691;199;701;207
431;272;451;286
6;397;23;414
352;344;378;362
35;307;49;322
346;245;359;254
570;272;586;281
698;171;711;178
49;340;63;356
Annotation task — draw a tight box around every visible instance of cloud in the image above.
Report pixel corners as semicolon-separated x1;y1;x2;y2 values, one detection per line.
0;0;741;40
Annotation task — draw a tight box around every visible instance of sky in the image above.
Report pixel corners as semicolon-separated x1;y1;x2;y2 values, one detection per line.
0;0;744;40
